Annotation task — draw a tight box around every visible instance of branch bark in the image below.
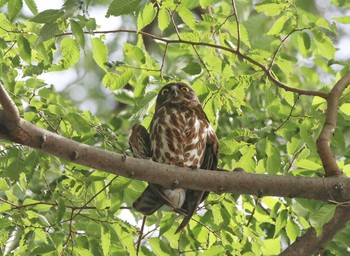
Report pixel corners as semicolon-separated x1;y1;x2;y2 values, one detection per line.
281;206;350;256
0;84;350;204
282;72;350;254
317;72;350;177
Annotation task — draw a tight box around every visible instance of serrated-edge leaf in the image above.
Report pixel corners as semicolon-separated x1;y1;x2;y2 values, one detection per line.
91;37;108;71
8;0;23;20
137;2;156;31
182;62;202;75
333;16;350;24
31;9;64;23
24;0;38;15
101;225;111;256
123;43;145;64
310;204;336;236
267;15;289;35
106;0;141;17
37;22;59;43
297;32;311;58
70;19;85;48
178;5;196;30
17;35;31;63
59;37;80;69
158;8;170;32
313;30;335;59
295;159;322;171
286;220;299;242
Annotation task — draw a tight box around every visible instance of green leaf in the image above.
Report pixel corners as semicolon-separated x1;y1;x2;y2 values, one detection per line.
340;103;350;115
255;3;283;16
333;16;350;24
123;43;145;64
56;199;66;224
313;30;335;59
137;2;156;31
261;238;281;255
106;0;141;17
57;37;80;70
199;0;214;9
8;0;23;20
266;140;281;174
287;137;301;155
286;221;300;242
295;159;322;171
158;8;170;32
37;22;60;43
91;37;108;71
182;62;202;75
310;204;336;236
297;32;311;58
24;0;38;15
17;35;31;63
274;209;288;237
101;225;111;256
31;9;64;23
102;70;133;90
0;203;11;213
267;16;289;35
66;112;91;133
178;5;196;30
70;19;85;48
0;0;8;9
31;245;56;255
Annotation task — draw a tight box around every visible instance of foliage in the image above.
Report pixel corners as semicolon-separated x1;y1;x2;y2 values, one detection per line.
0;0;350;255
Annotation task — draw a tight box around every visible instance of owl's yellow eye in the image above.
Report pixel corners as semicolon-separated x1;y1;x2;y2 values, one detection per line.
181;86;189;92
161;88;169;95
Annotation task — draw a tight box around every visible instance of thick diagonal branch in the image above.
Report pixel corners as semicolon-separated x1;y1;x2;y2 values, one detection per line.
282;72;350;254
317;72;350;177
281;206;350;256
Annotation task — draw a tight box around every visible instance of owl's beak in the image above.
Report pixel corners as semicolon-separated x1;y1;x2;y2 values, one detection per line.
170;89;179;99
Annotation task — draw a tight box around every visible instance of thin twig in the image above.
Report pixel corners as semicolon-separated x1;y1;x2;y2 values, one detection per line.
231;0;241;51
136;215;147;255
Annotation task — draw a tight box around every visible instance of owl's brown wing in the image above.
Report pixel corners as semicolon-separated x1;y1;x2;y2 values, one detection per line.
129;124;151;159
129;124;168;215
175;133;219;233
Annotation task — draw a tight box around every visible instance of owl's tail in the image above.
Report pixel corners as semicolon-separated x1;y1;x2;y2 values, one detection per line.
132;184;165;215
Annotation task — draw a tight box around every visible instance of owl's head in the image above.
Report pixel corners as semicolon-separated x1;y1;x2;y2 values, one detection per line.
155;82;200;111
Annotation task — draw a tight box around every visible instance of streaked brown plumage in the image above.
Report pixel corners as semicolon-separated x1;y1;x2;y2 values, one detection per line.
129;82;219;233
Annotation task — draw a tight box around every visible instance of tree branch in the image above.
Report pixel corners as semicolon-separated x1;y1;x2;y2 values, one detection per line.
0;84;350;204
281;72;350;254
281;206;350;256
317;72;350;177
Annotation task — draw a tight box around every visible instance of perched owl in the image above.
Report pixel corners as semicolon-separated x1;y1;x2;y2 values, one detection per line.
129;82;219;233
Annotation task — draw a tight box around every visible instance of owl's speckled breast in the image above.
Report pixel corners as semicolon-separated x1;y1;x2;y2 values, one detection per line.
150;105;212;169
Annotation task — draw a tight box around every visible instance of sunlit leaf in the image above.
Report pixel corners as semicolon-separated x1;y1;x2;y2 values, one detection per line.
137;2;156;31
17;35;31;63
31;9;64;23
158;8;170;32
178;5;196;30
24;0;38;15
182;62;202;75
106;0;141;17
70;19;85;48
8;0;22;20
91;37;108;71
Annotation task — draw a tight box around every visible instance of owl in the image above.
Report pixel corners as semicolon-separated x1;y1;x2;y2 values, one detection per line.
129;82;219;233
